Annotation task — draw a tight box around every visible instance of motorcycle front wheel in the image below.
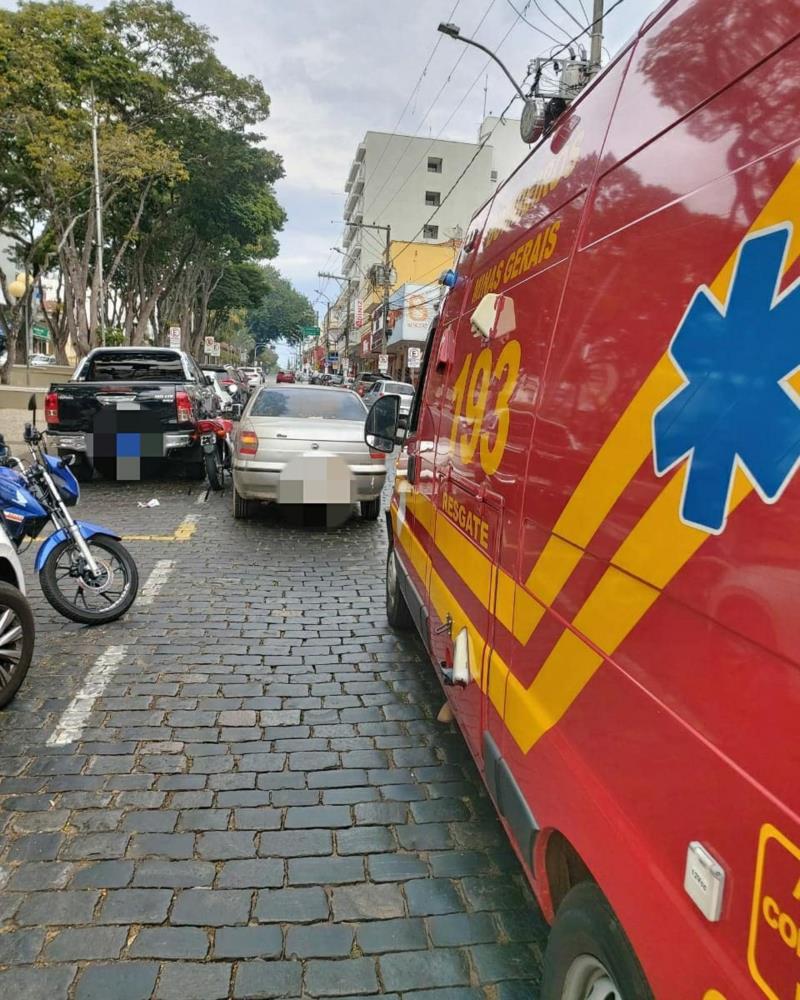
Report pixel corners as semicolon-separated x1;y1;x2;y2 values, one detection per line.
0;583;34;709
40;536;139;625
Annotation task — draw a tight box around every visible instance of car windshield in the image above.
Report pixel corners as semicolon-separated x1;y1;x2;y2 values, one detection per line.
250;388;367;421
383;382;414;395
79;350;185;382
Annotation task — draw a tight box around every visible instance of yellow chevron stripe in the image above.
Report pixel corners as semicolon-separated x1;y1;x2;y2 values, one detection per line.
394;158;800;756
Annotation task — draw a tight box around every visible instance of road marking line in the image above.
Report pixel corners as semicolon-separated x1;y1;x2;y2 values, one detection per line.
47;645;127;747
139;559;175;607
123;512;198;543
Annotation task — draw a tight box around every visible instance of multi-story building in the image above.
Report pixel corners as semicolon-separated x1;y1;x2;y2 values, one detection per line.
341;131;494;286
335;131;496;373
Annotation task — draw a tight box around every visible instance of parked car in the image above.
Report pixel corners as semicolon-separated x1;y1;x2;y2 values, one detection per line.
204;365;247;405
232;385;386;521
202;368;235;414
276;370;296;384
328;373;345;386
46;347;217;480
30;353;57;366
363;379;414;424
240;366;263;390
353;372;381;397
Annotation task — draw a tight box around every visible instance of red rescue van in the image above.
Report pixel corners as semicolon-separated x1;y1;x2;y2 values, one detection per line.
365;1;800;997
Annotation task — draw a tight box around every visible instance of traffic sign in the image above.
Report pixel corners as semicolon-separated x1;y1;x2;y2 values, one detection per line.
204;335;215;353
169;326;181;349
378;354;389;373
407;347;422;369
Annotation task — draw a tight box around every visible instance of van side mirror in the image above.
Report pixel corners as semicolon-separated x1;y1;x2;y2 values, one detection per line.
365;394;400;453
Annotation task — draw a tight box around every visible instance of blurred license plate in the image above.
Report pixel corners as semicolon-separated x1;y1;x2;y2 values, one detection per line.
278;455;353;504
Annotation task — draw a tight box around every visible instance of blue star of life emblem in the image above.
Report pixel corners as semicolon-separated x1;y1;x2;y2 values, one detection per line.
653;224;800;533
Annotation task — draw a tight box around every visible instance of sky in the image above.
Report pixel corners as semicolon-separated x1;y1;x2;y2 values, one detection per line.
3;0;666;362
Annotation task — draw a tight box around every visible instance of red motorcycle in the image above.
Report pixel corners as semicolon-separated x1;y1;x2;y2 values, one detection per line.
196;418;233;491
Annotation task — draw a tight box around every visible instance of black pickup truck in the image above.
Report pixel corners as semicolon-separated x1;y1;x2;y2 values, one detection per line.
45;347;219;480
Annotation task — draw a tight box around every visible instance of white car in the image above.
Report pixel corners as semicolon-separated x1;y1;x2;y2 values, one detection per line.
362;379;415;424
232;385;387;521
240;367;263;390
202;369;234;414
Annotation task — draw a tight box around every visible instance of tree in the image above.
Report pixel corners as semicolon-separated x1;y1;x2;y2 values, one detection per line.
0;0;286;375
247;266;316;347
259;344;279;373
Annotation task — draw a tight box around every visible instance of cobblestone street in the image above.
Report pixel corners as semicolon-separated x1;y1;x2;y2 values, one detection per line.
0;477;547;999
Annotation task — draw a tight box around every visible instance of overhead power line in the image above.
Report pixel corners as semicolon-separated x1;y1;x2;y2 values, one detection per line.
365;0;463;185
371;2;523;224
550;0;589;33
390;88;518;269
502;0;567;45
545;0;626;61
365;0;498;219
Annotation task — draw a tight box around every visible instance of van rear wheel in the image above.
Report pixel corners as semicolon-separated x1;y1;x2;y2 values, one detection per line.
386;548;413;630
541;883;654;1000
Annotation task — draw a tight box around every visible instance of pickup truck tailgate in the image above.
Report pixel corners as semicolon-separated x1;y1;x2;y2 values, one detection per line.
52;383;178;432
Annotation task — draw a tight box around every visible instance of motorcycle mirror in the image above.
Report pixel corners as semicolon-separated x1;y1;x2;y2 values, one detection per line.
27;393;37;425
60;454;76;467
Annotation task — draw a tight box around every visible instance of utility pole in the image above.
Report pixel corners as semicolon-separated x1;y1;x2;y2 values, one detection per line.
589;0;604;75
341;221;394;361
318;271;354;372
90;84;105;347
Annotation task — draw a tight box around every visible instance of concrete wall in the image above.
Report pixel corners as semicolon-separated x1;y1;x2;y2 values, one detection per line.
8;365;74;388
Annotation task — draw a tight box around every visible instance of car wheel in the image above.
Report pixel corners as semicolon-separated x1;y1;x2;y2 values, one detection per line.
541;883;654;1000
232;483;252;520
386;548;414;630
360;497;381;520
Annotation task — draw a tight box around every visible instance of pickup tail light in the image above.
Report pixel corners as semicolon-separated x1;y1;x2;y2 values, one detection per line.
239;430;259;456
44;391;59;425
175;390;193;424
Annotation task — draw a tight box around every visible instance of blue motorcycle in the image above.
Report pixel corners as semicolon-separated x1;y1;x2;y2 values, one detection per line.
0;400;139;625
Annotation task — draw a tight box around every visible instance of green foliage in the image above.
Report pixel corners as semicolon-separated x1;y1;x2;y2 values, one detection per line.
0;0;286;365
247;266;316;347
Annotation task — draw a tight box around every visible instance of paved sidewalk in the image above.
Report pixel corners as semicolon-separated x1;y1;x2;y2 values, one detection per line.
0;478;547;998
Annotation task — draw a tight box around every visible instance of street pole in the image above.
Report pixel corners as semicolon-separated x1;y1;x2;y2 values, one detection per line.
90;84;105;347
589;0;604;74
382;224;391;366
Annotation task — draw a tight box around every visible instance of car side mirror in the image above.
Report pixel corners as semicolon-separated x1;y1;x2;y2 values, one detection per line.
365;394;401;453
205;375;214;386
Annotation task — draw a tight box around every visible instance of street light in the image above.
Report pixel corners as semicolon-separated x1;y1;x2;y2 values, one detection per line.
436;22;544;143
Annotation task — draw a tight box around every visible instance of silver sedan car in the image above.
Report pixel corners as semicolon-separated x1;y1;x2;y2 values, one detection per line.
232;385;388;520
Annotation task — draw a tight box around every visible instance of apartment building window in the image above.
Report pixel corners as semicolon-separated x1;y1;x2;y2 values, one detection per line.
427;157;442;173
425;191;441;207
423;224;439;240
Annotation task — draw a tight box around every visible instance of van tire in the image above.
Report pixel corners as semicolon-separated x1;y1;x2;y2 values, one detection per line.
541;882;654;1000
232;484;252;520
386;548;413;630
361;497;381;521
